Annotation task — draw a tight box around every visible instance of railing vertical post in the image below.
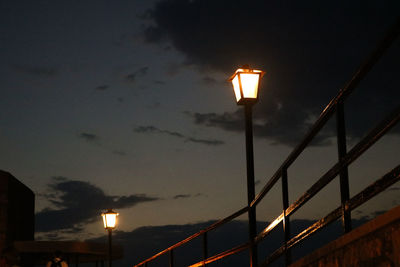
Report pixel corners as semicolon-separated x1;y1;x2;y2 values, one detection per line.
203;232;208;265
336;102;352;233
169;249;174;267
244;104;258;267
281;168;292;265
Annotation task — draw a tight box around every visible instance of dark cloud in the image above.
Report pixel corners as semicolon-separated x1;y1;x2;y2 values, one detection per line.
172;193;206;199
36;177;159;232
37;232;63;241
144;0;400;147
60;226;85;234
95;85;109;91
187;111;333;147
173;194;191;199
78;132;99;142
125;66;149;83
11;63;58;77
185;137;224;146
189;111;243;132
144;0;399;73
135;125;184;138
35;225;91;241
134;125;224;146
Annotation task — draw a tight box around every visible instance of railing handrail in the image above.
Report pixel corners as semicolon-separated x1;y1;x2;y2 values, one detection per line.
133;206;249;266
133;16;400;267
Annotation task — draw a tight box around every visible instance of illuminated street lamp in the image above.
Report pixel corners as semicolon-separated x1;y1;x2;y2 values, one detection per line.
102;209;119;267
229;65;265;267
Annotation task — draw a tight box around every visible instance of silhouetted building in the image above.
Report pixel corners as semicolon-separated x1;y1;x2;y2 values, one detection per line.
0;170;35;251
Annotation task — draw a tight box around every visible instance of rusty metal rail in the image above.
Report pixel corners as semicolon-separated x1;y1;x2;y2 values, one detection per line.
133;17;400;267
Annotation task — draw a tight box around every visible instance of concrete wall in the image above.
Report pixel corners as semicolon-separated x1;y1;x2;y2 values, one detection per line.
0;170;35;251
290;205;400;267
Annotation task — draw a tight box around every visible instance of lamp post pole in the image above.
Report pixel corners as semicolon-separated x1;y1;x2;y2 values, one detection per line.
244;104;258;267
229;66;264;267
108;229;112;267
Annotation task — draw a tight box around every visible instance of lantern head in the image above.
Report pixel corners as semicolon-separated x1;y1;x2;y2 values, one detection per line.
101;209;119;230
228;65;265;105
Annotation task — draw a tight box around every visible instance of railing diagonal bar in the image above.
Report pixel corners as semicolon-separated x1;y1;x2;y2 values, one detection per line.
189;242;250;267
261;164;400;266
286;105;400;217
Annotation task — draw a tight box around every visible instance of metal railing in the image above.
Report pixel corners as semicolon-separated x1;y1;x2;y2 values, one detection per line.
133;17;400;267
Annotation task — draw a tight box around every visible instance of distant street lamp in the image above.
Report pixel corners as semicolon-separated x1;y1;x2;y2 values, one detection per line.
102;209;119;267
229;65;265;267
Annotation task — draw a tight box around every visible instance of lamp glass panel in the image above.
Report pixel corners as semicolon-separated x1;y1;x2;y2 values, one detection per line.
231;75;242;102
102;215;107;228
239;73;259;99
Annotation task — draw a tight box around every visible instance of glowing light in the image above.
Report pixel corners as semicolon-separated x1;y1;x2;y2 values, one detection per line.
228;66;265;105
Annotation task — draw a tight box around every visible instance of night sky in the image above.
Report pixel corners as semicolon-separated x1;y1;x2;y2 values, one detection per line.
1;0;399;255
